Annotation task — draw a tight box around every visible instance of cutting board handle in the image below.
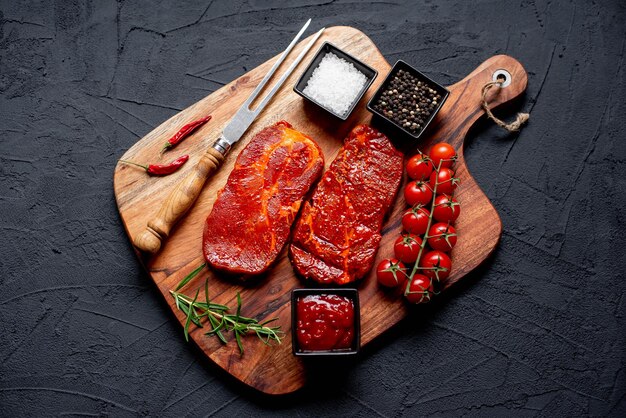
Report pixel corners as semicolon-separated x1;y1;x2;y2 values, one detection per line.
428;54;528;151
134;147;225;253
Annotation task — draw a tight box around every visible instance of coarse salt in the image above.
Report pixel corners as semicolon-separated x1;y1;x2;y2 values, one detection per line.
303;52;368;117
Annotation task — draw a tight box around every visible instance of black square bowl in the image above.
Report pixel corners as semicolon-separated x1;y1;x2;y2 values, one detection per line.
294;42;378;120
367;60;450;141
291;288;360;356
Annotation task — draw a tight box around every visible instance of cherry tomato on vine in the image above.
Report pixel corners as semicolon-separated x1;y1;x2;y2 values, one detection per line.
404;274;434;304
376;259;407;288
394;234;423;264
420;250;452;281
404;181;433;206
429;143;457;169
433;195;460;223
402;206;430;235
427;223;457;252
429;168;458;195
406;154;434;181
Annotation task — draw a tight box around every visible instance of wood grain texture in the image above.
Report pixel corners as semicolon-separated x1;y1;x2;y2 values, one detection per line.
113;26;527;395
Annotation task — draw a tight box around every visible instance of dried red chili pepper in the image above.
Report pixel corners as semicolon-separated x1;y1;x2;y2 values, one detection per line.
119;155;189;176
162;115;212;153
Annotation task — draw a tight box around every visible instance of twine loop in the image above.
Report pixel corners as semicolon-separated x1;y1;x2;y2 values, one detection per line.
481;75;529;132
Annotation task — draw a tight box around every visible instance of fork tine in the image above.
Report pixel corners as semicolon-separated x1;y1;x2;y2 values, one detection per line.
243;19;311;109
253;27;325;115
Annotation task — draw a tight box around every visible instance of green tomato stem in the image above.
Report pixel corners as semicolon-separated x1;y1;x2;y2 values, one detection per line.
404;159;445;296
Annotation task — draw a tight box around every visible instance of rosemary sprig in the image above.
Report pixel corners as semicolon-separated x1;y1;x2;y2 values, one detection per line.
169;264;283;355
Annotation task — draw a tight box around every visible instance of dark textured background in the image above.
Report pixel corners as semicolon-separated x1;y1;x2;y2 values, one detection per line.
1;0;625;416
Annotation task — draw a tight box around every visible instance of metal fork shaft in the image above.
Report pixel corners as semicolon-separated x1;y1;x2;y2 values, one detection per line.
242;19;312;111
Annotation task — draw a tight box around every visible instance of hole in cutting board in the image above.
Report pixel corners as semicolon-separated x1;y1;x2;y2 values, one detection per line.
493;69;511;87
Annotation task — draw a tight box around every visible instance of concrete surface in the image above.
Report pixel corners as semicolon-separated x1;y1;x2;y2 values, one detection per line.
1;0;625;416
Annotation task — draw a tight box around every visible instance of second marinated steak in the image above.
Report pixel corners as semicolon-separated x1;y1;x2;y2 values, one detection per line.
289;125;404;284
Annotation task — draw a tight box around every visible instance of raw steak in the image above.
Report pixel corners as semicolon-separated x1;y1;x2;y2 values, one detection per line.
203;121;324;276
289;125;403;284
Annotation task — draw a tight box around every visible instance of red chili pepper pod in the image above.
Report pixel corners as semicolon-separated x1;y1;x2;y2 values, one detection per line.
147;154;189;175
119;155;189;176
162;115;212;153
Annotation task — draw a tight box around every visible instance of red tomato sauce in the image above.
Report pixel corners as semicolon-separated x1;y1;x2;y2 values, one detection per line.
296;294;355;351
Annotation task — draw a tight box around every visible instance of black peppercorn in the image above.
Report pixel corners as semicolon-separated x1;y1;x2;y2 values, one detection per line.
372;68;445;135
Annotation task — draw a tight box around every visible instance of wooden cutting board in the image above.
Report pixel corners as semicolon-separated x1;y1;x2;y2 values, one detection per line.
113;26;527;395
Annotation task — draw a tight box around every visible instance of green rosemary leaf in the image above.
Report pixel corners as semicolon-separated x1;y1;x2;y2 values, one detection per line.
175;263;206;291
207;314;228;344
207;314;225;333
204;276;210;306
172;291;181;311
223;315;238;332
176;296;190;313
232;315;256;324
235;292;242;319
183;289;200;342
235;330;244;355
190;305;204;328
260;317;279;326
194;301;229;311
173;293;202;327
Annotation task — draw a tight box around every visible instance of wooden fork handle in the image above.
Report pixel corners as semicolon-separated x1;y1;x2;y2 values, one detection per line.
133;145;226;254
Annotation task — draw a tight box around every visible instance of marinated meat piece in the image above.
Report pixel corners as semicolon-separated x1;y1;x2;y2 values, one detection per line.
203;121;324;276
289;125;403;284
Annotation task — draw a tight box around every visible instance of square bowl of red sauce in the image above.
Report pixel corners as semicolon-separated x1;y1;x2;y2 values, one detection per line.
291;288;360;356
